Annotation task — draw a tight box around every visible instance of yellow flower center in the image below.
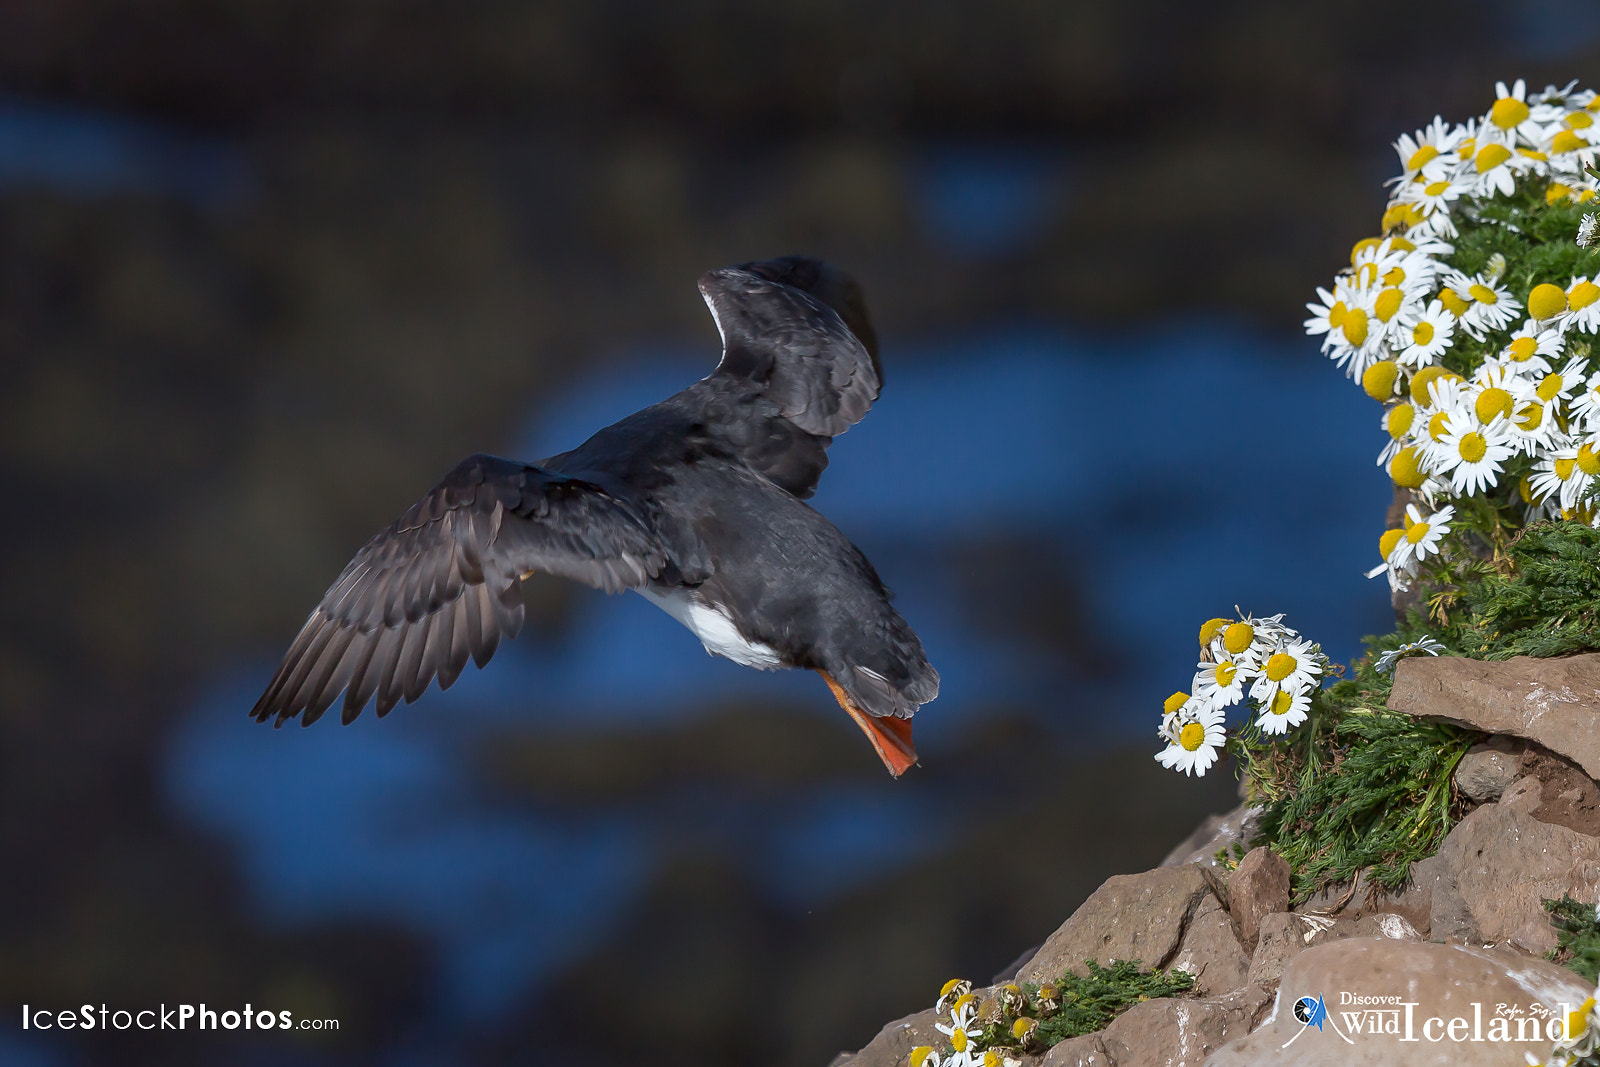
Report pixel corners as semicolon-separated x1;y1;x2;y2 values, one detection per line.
1382;266;1407;286
940;978;968;998
1490;97;1530;129
1390;446;1426;488
1552;129;1587;154
1438;289;1470;317
1406;519;1432;544
1012;1018;1034;1040
1326;300;1347;328
951;1029;968;1052
1407;144;1440;170
1548;182;1574;204
1341;307;1369;345
1422;179;1450;197
1557;457;1577;480
1379;528;1406;559
1389;236;1416;252
1386;403;1415;439
1374;287;1404;322
1516;402;1544;431
1223;622;1255;655
1428;412;1452;441
1468;283;1499;305
1506;337;1538;362
1214;661;1238;687
1528;283;1568;320
1475;143;1512;173
1458;137;1476;159
1362;360;1398;400
1568;996;1595;1039
1178;722;1207;751
1410;365;1457;402
1412;320;1435;346
910;1048;936;1067
1580;443;1600;476
1475;387;1513;423
1570;280;1600;310
1350;237;1382;265
1536;374;1564;402
1164;691;1189;715
1457;432;1488;463
1264;652;1298;682
1570;112;1595;129
1355;262;1379;287
1518;148;1549;162
1199;617;1230;646
1269;690;1295;716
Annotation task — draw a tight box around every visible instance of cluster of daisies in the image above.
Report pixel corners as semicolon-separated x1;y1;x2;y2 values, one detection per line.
1302;79;1600;592
905;980;1031;1067
1527;984;1599;1067
1154;611;1328;777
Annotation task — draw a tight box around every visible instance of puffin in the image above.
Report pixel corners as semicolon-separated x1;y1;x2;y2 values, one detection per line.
249;256;938;776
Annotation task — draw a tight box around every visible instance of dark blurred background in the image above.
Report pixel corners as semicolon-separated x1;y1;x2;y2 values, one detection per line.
4;2;1599;1064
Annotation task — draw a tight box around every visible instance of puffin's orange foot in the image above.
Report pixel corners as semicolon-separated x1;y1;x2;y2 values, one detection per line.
818;670;918;777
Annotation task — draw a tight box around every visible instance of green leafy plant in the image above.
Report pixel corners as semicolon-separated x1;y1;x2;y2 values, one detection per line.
1546;895;1600;983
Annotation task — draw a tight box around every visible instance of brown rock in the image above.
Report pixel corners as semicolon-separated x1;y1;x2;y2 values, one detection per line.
832;1006;947;1067
1429;802;1600;944
1019;865;1210;983
1389;654;1600;779
1038;1032;1112;1066
1228;847;1290;949
1167;893;1249;996
1453;745;1521;803
1208;938;1596;1065
1097;983;1273;1065
1161;803;1265;868
1518;748;1600;837
1245;911;1419;986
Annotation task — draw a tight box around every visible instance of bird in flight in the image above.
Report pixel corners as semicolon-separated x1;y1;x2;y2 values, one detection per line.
250;256;938;775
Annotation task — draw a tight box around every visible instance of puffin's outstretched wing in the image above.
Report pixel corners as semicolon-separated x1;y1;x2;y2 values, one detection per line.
695;256;882;498
251;453;665;728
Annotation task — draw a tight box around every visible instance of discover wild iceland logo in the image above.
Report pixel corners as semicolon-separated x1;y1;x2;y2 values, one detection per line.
1284;990;1578;1048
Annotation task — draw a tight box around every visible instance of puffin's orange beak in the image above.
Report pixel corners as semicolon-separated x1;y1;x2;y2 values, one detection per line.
818;670;918;777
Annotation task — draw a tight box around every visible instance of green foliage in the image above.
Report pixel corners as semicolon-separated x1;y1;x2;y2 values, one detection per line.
1407;522;1600;659
1250;703;1474;903
1028;962;1195;1045
1545;895;1600;983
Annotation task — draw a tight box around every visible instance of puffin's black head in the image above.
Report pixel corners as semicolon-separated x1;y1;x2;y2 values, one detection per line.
735;255;882;377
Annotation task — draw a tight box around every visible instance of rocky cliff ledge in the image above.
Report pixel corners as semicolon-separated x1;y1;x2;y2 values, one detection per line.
831;654;1600;1067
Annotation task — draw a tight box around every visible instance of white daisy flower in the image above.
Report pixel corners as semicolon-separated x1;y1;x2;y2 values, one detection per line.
1392;116;1465;178
1256;685;1312;736
1377;400;1417;465
1570;367;1600;427
1155;701;1226;777
1398;503;1454;568
1434;410;1516;495
1506;396;1564;455
1373;636;1447;674
1581;213;1600;248
1528;449;1585;511
1247;637;1324;703
1562;276;1600;333
1483;79;1544;146
1366;525;1418;593
1492;318;1564;375
1470;139;1520;198
1395;299;1455;367
1530;354;1591;410
909;1048;949;1067
1446;271;1523;339
1193;655;1250;712
1393;168;1471;223
935;999;982;1058
1207;609;1294;670
1549;439;1600;510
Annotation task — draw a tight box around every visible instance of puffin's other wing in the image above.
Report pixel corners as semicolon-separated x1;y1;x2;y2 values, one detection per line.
695;257;881;498
251;453;665;728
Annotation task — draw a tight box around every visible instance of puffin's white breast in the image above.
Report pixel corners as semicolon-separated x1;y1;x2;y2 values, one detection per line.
635;587;784;670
